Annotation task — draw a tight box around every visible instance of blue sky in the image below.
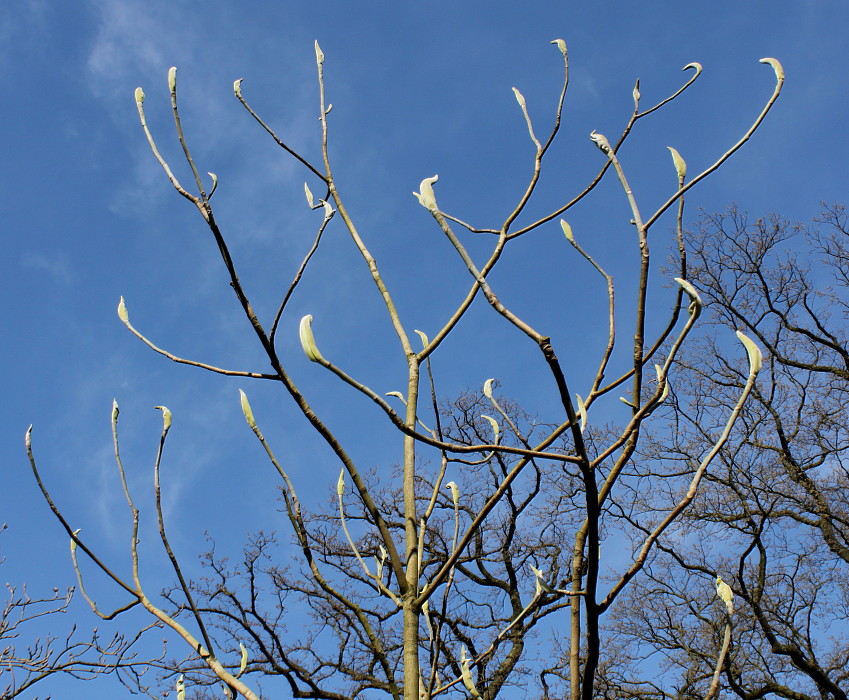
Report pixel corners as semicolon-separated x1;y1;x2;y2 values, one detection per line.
2;1;849;697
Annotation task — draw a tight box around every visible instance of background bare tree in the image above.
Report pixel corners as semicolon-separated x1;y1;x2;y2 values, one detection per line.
23;41;788;699
602;205;849;699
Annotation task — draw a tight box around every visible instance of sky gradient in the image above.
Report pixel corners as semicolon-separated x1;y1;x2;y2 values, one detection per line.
2;2;849;697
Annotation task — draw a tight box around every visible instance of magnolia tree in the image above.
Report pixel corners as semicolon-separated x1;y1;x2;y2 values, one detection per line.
25;40;785;699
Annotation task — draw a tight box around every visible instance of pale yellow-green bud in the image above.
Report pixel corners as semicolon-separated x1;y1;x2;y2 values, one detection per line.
238;642;248;676
314;40;324;65
337;469;345;496
632;79;640;108
117;297;129;324
550;38;567;57
735;330;763;374
413;175;439;212
134;87;144;104
168;67;177;93
422;599;430;615
654;365;669;402
667;146;687;180
483;378;495;399
460;646;482;698
560;219;575;243
112;399;120;423
683;62;703;76
233;78;243;97
70;528;81;555
25;425;32;450
154;405;172;432
715;575;734;615
176;674;186;700
414;329;429;349
512;87;526;109
446;481;459;507
759;57;784;83
304;182;315;208
575;394;587;434
589;130;612;154
298;315;325;363
481;414;500;441
239;389;257;429
674;277;703;319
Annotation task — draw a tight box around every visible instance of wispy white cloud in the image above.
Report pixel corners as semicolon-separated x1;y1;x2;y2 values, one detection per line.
20;251;75;283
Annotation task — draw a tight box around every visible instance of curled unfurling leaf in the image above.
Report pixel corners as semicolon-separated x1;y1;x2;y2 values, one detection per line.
238;642;248;676
589;130;612;154
413;175;439;212
759;57;784;83
667;146;687;180
683;62;703;76
483;378;495;399
446;481;459;507
304;182;315;208
550;38;567;57
233;78;243;97
481;414;500;441
674;277;703;319
154;405;172;432
736;330;763;374
299;315;325;363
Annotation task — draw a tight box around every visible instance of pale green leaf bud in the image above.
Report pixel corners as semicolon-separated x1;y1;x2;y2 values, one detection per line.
112;399;120;423
414;329;429;349
589;130;612;154
238;642;248;676
176;674;186;700
446;481;459;507
25;425;32;450
460;646;481;698
168;67;177;94
304;182;315;208
239;389;257;429
117;297;129;324
759;57;784;83
481;414;500;441
550;39;567;57
715;575;734;615
337;469;345;496
667;146;687;180
70;528;82;555
683;62;703;76
385;391;407;405
735;330;763;374
154;405;172;432
632;79;640;108
512;87;526;109
560;219;575;243
233;78;243;97
413;175;439;212
134;87;144;104
483;378;495;399
314;40;324;65
422;599;429;614
298;315;325;363
530;564;556;594
674;278;703;319
575;394;587;434
654;364;669;402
